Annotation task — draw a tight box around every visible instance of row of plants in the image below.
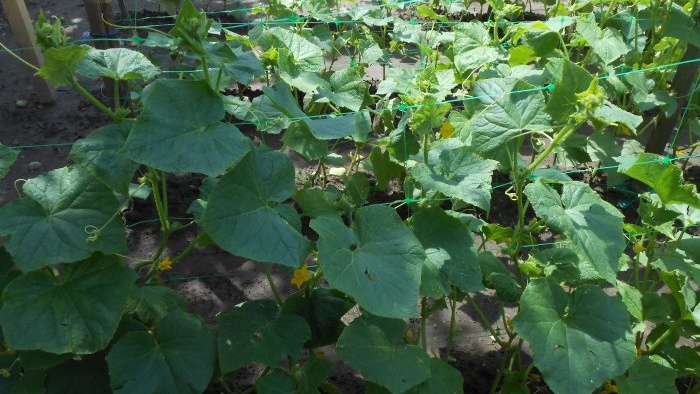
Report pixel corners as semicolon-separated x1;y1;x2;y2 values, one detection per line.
0;0;699;392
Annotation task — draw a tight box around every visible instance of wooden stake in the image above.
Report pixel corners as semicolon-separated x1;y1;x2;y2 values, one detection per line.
0;0;56;103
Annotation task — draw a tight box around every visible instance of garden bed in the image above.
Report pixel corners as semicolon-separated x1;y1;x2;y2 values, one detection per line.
0;0;699;393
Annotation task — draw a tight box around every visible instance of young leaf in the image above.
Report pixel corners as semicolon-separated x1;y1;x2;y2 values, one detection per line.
524;181;625;283
411;207;483;297
36;45;91;86
0;166;127;271
169;0;212;55
0;255;136;354
311;205;425;318
545;58;594;122
77;48;160;81
410;146;498;211
125;79;251;176
70;122;138;195
512;279;636;394
619;153;700;208
218;300;310;373
107;312;215;394
201;150;312;268
336;315;431;393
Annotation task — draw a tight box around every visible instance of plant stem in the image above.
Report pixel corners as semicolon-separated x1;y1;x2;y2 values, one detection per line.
200;54;212;87
0;40;39;71
646;320;682;354
524;121;580;177
264;264;284;307
420;297;428;351
446;292;457;358
71;79;120;120
149;168;170;232
171;232;204;265
465;293;507;348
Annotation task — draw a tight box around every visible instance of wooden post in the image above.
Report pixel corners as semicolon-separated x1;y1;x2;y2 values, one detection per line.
0;0;56;103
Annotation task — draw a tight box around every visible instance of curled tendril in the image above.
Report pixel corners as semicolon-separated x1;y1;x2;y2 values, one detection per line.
531;134;546;148
504;185;518;201
13;179;27;198
84;225;101;243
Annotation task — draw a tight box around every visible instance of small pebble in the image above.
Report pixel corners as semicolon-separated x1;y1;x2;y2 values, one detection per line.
28;161;42;172
15;99;28;108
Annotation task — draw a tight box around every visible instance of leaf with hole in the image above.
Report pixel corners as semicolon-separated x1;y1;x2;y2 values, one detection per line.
311;205;425;318
218;300;310;373
512;279;636;394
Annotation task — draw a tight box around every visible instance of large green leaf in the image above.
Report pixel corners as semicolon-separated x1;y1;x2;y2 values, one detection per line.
410;146;498;211
0;166;127;271
218;300;310;373
616;356;677;394
36;45;90;86
311;205;425;318
201;150;311;267
107;312;215;394
0;255;136;354
512;279;636;394
619;153;700;208
452;78;551;165
453;22;508;73
77;48;159;80
125;79;251;176
70;122;138;195
336;315;431;393
411;207;483;297
524;181;625;283
576;13;629;65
